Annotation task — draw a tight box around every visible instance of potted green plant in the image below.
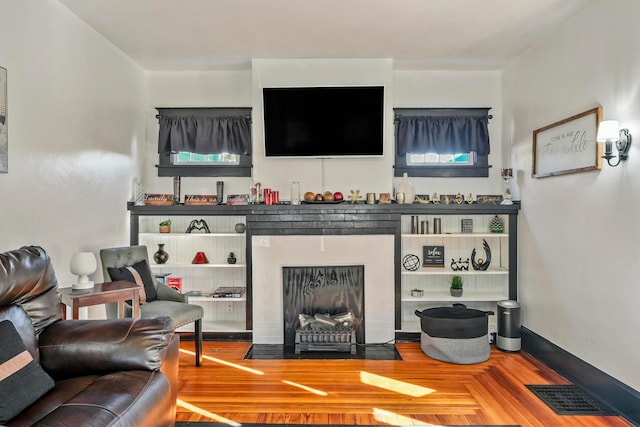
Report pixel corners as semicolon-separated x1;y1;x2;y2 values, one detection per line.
159;219;171;233
450;275;463;297
227;251;237;264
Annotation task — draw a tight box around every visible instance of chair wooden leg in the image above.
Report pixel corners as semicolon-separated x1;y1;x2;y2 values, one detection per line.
195;319;203;367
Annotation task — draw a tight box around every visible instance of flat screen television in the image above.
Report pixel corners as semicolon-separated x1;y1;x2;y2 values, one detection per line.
262;86;384;158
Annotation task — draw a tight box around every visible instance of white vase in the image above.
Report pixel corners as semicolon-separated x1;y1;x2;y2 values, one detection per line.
395;173;416;204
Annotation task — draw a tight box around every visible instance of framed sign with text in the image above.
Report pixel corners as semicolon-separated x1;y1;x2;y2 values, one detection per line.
422;245;445;268
532;106;602;178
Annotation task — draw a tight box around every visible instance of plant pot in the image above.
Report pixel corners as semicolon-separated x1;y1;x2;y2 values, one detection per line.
450;288;463;297
159;225;171;233
227;257;237;265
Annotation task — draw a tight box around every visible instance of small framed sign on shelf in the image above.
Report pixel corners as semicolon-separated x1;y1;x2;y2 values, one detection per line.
184;195;217;205
422;245;445;268
144;194;174;206
461;219;473;233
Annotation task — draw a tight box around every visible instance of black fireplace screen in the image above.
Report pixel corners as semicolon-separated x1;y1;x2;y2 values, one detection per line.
282;265;364;346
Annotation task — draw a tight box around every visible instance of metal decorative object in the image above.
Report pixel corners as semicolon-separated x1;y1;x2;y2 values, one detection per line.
451;257;470;271
402;254;420;271
471;239;491;271
185;219;210;233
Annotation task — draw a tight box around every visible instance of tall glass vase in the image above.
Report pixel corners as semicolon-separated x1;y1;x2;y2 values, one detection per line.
501;177;513;205
395;173;415;204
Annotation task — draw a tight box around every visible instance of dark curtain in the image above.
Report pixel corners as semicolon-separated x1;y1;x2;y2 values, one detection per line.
157;108;251;155
395;109;490;156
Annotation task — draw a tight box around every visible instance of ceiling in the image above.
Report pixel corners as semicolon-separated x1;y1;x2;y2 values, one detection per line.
58;0;590;71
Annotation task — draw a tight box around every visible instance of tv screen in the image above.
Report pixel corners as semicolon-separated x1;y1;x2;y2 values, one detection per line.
263;86;384;157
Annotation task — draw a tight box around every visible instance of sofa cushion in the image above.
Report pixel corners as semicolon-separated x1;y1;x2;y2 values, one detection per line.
0;320;55;423
107;259;157;303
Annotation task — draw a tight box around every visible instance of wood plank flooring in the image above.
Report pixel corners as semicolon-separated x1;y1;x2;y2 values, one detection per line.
176;341;633;426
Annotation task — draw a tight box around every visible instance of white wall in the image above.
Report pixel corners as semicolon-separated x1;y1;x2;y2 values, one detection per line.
503;0;640;391
144;63;505;200
0;0;146;294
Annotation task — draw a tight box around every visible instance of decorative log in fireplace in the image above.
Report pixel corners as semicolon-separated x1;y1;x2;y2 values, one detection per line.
294;312;356;353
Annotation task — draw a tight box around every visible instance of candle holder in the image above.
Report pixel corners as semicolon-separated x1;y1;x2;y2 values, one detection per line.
501;168;513;206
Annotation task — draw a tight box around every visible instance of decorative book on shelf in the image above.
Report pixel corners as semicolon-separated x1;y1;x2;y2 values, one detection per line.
212;287;246;298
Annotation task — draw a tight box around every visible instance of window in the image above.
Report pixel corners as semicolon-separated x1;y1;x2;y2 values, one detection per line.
406;152;474;166
173;152;239;165
394;108;491;178
156;108;252;177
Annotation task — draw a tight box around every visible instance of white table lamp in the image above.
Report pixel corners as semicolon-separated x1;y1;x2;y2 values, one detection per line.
70;252;97;290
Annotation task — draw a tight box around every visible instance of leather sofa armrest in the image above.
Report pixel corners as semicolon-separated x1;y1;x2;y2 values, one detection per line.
156;281;187;303
39;316;175;379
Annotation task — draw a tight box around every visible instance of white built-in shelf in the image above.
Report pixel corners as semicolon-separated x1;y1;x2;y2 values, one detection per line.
401;291;508;302
402;267;508;276
402;233;508;238
187;296;246;303
149;263;245;268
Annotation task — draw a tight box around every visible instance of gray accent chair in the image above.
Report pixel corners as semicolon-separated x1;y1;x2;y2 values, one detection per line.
100;245;204;366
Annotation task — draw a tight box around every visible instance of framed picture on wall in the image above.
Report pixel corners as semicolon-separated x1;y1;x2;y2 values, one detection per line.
532;106;602;178
0;66;7;173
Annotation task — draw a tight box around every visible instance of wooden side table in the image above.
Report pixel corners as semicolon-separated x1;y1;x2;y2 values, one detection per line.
59;281;141;320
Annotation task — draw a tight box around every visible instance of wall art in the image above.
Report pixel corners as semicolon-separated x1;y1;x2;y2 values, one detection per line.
532;106;602;178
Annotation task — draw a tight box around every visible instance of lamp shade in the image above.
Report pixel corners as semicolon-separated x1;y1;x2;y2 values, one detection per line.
70;252;97;290
596;120;620;142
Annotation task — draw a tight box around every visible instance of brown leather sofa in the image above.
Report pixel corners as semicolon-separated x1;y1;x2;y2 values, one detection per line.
0;246;179;426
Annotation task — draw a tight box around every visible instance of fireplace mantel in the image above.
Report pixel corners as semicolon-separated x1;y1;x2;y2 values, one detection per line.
129;201;520;238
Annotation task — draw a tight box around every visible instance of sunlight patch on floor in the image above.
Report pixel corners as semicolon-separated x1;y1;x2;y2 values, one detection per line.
177;398;241;426
373;408;443;426
180;349;264;375
281;380;328;396
361;371;435;397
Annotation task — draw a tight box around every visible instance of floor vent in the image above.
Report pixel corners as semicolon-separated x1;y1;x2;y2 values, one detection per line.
526;384;616;416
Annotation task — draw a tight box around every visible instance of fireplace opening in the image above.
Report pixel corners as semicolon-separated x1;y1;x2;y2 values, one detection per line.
282;265;364;348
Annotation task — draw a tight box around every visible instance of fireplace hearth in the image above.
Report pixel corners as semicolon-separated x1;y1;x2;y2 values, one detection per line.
244;344;401;360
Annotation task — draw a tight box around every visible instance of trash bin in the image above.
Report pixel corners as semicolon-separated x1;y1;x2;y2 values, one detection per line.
497;300;521;352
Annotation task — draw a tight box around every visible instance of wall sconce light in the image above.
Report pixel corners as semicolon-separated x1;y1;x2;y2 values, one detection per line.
597;120;632;167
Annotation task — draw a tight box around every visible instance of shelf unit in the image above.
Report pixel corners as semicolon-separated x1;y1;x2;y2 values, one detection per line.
128;201;520;340
399;214;513;334
136;215;248;333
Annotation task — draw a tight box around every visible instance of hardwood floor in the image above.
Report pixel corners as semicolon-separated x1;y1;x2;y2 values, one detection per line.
176;341;632;426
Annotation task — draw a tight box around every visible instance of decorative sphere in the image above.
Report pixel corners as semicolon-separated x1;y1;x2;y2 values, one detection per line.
402;254;420;271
